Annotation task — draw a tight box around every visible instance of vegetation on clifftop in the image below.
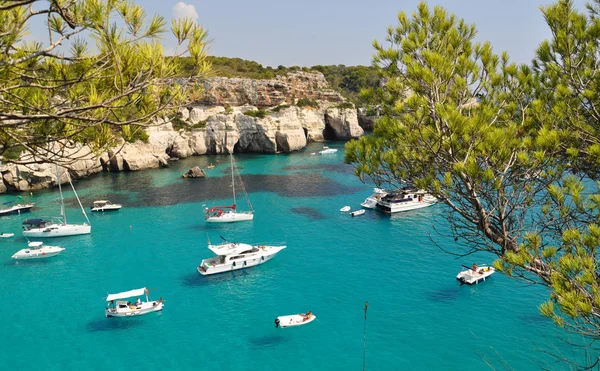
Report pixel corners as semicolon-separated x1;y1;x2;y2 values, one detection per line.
175;56;380;105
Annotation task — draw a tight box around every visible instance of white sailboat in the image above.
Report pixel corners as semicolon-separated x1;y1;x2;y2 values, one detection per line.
204;153;254;223
22;167;91;238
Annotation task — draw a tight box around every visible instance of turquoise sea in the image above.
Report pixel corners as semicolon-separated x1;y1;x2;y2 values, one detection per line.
0;144;588;370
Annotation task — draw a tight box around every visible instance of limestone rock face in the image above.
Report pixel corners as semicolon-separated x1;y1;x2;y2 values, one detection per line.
324;108;364;140
357;108;375;131
236;115;276;153
182;166;206;178
200;72;344;108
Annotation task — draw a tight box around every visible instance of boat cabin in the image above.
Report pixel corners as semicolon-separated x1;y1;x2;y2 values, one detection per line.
93;200;112;207
380;189;426;204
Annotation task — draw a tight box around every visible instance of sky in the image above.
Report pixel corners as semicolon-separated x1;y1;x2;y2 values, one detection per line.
30;0;590;67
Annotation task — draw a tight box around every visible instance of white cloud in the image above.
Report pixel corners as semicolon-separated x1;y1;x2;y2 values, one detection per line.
173;2;198;21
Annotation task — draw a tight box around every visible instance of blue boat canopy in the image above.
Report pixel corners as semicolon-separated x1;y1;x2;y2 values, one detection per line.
22;219;48;226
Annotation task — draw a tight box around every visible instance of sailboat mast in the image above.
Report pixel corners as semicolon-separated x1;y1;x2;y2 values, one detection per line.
55;165;66;224
230;152;236;207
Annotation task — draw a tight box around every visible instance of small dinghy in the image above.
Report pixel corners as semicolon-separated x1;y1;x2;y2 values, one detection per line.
351;209;365;217
456;264;495;285
0;233;14;238
340;206;350;212
275;312;316;328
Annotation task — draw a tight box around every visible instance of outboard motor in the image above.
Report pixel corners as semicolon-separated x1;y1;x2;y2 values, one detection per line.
274;318;280;328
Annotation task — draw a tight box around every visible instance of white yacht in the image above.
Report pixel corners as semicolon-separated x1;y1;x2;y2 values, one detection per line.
197;238;286;275
360;188;388;209
105;288;164;318
319;146;338;154
456;265;495;285
12;241;65;259
90;200;122;212
205;153;254;223
376;189;437;213
22;167;91;238
0;202;34;216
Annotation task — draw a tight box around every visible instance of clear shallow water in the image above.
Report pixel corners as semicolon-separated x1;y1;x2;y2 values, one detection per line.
0;143;587;370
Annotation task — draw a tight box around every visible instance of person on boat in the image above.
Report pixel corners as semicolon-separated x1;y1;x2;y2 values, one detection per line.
471;264;478;272
136;297;141;305
303;311;313;321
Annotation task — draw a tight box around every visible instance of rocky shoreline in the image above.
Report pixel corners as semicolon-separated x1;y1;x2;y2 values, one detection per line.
0;71;372;194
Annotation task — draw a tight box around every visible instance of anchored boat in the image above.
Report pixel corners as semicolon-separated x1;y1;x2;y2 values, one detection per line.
105;288;164;318
275;312;316;328
11;241;65;259
361;188;387;209
90;200;122;212
376;189;437;213
456;264;495;285
197;236;285;275
0;202;34;216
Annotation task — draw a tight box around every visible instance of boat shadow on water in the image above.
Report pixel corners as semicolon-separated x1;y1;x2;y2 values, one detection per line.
180;270;251;287
248;334;288;348
426;287;461;303
86;318;147;332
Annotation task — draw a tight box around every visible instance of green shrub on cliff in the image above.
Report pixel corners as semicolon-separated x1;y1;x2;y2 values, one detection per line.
296;98;319;108
243;109;267;119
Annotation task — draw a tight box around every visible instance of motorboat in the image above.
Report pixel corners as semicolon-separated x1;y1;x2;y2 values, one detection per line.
0;202;34;216
197;237;286;275
206;163;215;169
361;188;387;209
319;146;338;154
340;206;350;212
22;166;91;238
0;232;14;238
90;200;122;212
351;209;365;217
456;265;495;285
11;241;65;259
204;153;254;223
105;287;164;318
376;189;437;213
275;312;316;328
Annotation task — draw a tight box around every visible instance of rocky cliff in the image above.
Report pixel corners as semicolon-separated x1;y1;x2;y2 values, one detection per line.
0;71;365;193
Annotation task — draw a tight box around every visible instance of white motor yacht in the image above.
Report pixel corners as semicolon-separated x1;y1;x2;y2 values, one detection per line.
0;202;34;216
11;241;65;259
319;146;338;154
197;238;286;275
376;189;437;213
361;188;387;209
90;200;122;212
105;288;164;318
456;265;495;285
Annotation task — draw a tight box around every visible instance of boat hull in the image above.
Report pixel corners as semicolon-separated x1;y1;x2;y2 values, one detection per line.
105;302;164;318
12;247;64;259
205;212;254;223
23;224;91;238
91;205;122;212
376;199;436;213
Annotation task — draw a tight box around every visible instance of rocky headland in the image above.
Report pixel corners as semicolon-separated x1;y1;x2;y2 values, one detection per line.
0;71;373;193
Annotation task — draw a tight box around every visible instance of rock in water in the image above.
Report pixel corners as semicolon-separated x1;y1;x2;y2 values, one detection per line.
182;166;206;178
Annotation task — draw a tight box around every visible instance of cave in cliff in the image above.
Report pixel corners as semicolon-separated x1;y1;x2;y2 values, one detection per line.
322;122;337;141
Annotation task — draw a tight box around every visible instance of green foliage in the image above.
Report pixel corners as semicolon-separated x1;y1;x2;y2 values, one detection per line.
0;0;210;165
224;106;234;115
296;98;319;108
345;0;600;351
243;109;267;119
271;104;291;113
335;102;355;109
